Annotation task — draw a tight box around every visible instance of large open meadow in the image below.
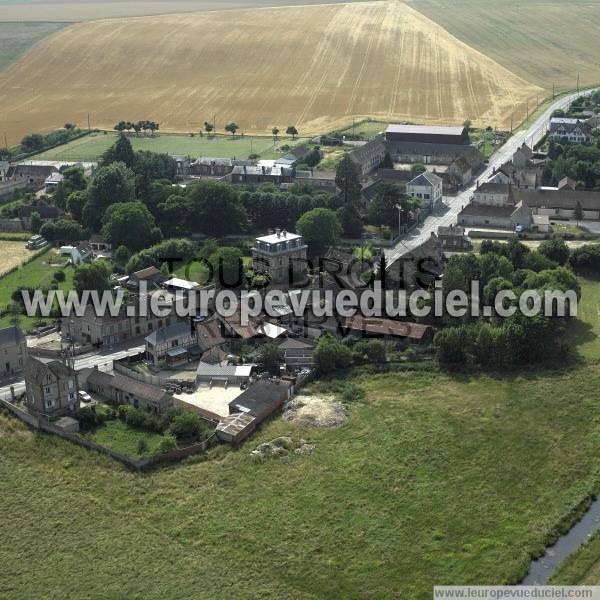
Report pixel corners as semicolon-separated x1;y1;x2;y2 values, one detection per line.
410;0;600;91
2;275;600;595
33;131;281;161
0;1;542;145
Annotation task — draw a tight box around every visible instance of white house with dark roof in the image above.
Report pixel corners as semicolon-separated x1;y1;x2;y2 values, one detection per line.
549;118;592;144
406;172;443;211
252;228;308;283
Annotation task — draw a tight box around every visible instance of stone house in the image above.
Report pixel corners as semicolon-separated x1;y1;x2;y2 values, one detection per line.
86;368;173;414
278;337;314;371
0;326;27;377
349;137;387;178
252;229;308;284
25;357;78;417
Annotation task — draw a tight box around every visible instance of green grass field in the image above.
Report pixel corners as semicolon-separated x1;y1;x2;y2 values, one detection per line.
32;132;286;162
0;248;74;330
2;276;600;595
0;22;67;72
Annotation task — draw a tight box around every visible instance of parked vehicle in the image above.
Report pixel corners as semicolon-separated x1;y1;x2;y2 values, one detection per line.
78;390;92;403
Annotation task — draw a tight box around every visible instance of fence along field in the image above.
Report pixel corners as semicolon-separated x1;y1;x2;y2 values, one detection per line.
0;1;542;145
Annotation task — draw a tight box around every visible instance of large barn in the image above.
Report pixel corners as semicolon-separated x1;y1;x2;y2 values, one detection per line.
385;124;469;145
384;124;482;168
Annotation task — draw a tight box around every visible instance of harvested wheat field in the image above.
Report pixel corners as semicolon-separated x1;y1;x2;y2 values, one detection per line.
410;0;600;91
0;1;542;145
0;242;35;278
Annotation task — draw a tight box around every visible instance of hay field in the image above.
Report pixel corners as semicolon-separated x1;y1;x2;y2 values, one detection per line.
410;0;600;90
0;241;35;278
0;0;368;22
0;1;541;145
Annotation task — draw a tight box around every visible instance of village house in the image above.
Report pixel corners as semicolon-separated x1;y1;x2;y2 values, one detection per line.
89;234;112;258
145;321;198;365
18;204;62;229
292;170;337;192
24;357;78;417
128;266;168;290
349;137;387;178
44;171;63;193
190;157;252;177
406;171;443;211
457;201;533;231
86;368;173;414
60;240;94;265
549;118;592;144
437;225;471;251
195;316;226;352
0;326;27;377
518;184;600;221
385;233;445;289
473;182;514;206
447;156;472;187
228;164;294;186
67;300;185;346
361;169;414;204
278;337;314;371
252;229;308;284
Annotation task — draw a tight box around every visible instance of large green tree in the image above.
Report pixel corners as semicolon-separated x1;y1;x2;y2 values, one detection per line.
73;260;112;296
54;166;87;209
82;162;135;230
335;154;362;205
102;133;136;168
186;180;246;237
296;207;341;255
101;201;157;252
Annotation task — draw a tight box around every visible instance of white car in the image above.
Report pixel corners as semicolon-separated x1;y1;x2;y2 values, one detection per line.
515;225;523;233
78;390;92;403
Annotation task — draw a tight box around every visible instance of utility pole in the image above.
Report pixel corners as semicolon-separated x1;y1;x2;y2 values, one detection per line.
552;83;555;99
87;113;91;132
577;73;580;93
526;102;529;121
3;133;7;149
510;115;513;134
213;114;216;136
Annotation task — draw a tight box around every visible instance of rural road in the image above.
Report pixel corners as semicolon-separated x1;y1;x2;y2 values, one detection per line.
384;88;599;265
0;343;145;402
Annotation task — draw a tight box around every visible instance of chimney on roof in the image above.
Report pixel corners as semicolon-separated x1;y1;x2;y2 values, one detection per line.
282;229;287;237
276;228;281;238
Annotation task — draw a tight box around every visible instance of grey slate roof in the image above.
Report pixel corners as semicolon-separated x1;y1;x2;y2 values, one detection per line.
408;172;443;187
0;326;25;347
145;321;192;346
